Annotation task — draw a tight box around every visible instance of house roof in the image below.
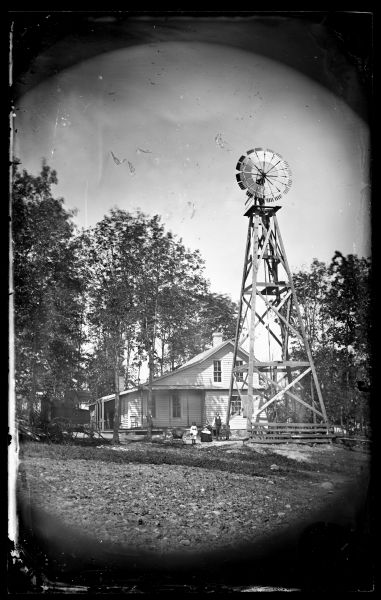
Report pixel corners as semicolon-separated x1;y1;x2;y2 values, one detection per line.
180;340;235;367
143;339;248;385
94;339;249;403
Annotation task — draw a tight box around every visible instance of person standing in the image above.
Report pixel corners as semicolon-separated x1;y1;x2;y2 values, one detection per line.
190;422;198;445
215;413;222;440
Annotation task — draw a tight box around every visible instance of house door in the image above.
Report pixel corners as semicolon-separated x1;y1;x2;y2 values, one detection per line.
104;402;115;429
231;395;242;416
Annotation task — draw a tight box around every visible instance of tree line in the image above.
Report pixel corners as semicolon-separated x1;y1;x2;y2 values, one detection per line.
11;160;372;438
11;160;238;441
291;254;372;434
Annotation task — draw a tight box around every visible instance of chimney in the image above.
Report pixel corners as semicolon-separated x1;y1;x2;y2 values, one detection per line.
212;332;223;347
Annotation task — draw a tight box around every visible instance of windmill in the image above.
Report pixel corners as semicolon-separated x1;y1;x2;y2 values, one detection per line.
227;148;328;432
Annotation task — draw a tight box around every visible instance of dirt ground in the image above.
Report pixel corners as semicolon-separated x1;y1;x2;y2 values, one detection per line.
12;439;374;593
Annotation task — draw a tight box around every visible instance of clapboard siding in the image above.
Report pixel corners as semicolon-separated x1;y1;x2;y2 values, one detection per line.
205;392;229;424
129;397;142;427
229;414;248;429
154;391;171;426
120;396;129;428
95;341;257;431
152;346;251;388
118;392;143;428
97;388;267;430
142;390;203;427
186;390;203;425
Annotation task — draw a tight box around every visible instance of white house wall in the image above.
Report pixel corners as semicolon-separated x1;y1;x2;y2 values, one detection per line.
152;347;251;388
95;344;259;431
186;390;203;425
143;390;203;428
117;391;142;429
120;396;129;428
128;396;142;428
97;388;266;431
205;392;228;424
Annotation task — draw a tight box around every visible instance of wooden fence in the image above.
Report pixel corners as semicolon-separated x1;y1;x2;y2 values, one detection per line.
250;422;335;444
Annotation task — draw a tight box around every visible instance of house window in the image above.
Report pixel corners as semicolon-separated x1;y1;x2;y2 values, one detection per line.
235;360;244;382
213;360;222;382
172;393;181;418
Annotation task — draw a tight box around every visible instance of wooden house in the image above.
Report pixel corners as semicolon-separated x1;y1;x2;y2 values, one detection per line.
90;333;265;435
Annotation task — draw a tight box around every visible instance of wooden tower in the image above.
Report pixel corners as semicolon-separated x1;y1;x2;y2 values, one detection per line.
227;148;328;428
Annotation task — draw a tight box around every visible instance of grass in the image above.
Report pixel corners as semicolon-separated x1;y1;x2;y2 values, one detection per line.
19;440;320;479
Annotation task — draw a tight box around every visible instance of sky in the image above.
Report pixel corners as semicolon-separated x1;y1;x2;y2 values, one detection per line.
12;14;371;302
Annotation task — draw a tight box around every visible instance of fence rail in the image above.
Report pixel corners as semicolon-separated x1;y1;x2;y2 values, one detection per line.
250;422;335;444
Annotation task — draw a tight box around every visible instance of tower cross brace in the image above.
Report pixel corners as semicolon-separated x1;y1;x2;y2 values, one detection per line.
227;199;328;427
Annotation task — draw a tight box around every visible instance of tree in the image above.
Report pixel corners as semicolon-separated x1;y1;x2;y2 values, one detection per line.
84;211;215;441
151;243;209;374
325;252;371;358
81;209;239;442
324;252;371;431
12;159;86;422
192;292;238;353
291;252;371;431
82;209;148;444
292;259;328;353
134;217;209;439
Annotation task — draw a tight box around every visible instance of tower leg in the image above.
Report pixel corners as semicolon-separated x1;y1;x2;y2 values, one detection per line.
273;214;328;422
228;204;328;432
247;213;260;424
227;215;252;426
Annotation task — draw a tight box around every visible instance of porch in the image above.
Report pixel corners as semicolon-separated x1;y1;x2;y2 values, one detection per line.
92;388;205;432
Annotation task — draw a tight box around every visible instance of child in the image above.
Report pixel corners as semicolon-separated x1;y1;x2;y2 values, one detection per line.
190;422;198;445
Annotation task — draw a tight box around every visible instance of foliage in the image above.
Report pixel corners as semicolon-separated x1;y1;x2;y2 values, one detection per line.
82;209;238;440
12;159;86;420
291;252;372;432
183;292;238;363
292;259;328;353
12;160;239;438
17;160;370;438
138;221;209;376
81;210;145;389
17;415;108;445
